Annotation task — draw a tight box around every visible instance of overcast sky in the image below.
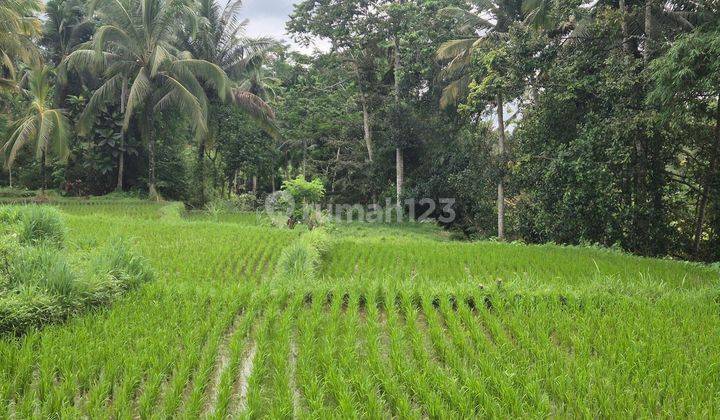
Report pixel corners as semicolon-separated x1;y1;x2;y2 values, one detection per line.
241;0;327;53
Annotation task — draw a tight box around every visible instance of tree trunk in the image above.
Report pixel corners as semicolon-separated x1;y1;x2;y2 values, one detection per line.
233;170;238;195
643;0;656;64
693;95;720;257
197;138;206;202
361;94;374;162
8;168;12;189
146;116;158;200
396;147;404;205
393;20;403;206
496;94;507;241
252;175;258;195
353;62;374;162
619;0;633;55
40;151;47;196
116;79;128;191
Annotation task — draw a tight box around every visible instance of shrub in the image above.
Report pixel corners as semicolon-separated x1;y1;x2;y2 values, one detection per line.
283;176;325;207
281;176;326;228
0;230;154;334
17;206;66;247
90;238;154;291
236;193;259;211
159;202;185;221
274;229;329;283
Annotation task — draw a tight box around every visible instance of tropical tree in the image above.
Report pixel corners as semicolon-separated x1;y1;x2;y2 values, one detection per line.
177;0;278;204
64;0;235;199
179;0;276;78
436;0;550;240
1;65;71;193
649;25;720;257
0;0;42;90
43;0;95;66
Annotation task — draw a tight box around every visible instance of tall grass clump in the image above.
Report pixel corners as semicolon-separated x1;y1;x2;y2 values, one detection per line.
17;205;66;246
89;238;155;292
0;206;154;335
274;229;330;283
159;202;186;221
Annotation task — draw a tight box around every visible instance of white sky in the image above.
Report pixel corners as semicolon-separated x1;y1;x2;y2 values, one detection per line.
241;0;328;53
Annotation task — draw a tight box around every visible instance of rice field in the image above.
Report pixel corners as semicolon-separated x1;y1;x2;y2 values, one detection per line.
1;201;719;417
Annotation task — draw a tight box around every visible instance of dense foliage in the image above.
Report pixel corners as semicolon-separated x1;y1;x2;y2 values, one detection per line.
0;0;718;261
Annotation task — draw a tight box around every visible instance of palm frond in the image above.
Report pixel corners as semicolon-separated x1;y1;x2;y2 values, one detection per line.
437;38;478;61
124;67;152;129
171;59;229;98
440;75;473;109
3;116;38;168
78;74;124;135
230;88;280;139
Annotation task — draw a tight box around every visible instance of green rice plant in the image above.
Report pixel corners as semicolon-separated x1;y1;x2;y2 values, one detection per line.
273;228;329;283
158;202;186;221
1;217;153;335
88;238;154;292
17;206;66;247
0;205;21;224
1;200;719;418
10;246;80;297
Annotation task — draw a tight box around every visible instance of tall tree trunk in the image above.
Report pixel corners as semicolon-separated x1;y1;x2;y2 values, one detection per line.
693;94;720;257
361;94;374;162
394;25;403;206
353;62;374;162
233;170;238;195
40;150;47;196
146;115;158;200
197;138;206;202
252;175;258;195
619;0;632;55
643;0;656;64
116;79;128;191
8;168;12;188
496;94;507;241
396;148;404;204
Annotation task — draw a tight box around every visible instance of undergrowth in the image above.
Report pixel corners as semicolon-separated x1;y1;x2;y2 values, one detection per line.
0;206;154;335
273;229;330;283
158;202;186;221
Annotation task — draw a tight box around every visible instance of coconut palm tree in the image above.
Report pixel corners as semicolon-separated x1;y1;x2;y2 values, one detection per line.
1;65;71;193
179;0;276;78
0;0;42;90
64;0;238;199
43;0;95;66
177;0;278;203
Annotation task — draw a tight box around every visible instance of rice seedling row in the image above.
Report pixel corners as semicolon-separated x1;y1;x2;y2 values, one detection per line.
1;202;718;417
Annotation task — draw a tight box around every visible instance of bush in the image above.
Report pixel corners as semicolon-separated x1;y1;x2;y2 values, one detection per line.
17;206;66;247
236;193;259;211
159;202;185;221
90;238;154;291
0;207;154;335
274;229;329;283
281;176;326;228
204;195;260;217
